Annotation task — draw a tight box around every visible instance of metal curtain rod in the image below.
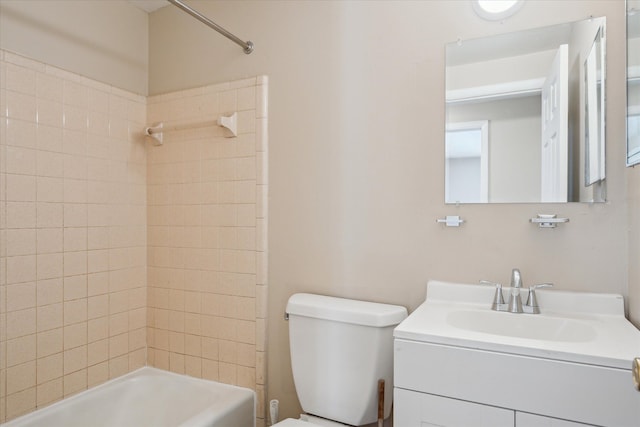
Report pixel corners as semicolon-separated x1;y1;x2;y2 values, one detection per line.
167;0;254;54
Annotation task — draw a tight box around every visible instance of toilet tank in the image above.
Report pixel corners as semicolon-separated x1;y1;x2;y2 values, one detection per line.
285;294;408;426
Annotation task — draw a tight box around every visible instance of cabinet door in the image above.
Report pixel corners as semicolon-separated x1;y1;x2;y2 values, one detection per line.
395;388;514;427
516;412;592;427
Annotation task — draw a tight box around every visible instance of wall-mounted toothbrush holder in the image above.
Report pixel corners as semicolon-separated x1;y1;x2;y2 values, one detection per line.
436;215;465;227
144;123;164;146
217;112;237;137
529;214;569;228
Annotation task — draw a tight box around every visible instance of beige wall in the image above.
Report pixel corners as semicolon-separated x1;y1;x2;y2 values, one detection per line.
0;50;147;422
145;77;268;425
0;0;638;424
148;0;634;420
0;0;149;95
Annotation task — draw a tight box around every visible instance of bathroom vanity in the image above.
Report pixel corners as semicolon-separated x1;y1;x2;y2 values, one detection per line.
393;281;640;426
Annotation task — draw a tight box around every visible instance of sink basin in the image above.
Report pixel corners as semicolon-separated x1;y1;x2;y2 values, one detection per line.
393;280;640;369
446;309;597;342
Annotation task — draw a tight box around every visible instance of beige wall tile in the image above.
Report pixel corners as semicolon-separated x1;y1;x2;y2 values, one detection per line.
7;361;36;394
63;369;86;397
128;328;145;351
218;362;236;385
36;303;62;332
108;355;128;379
87;339;108;367
87;362;109;388
36;253;63;281
63;275;87;301
36;279;63;306
37;353;63;384
6;387;36;420
109;312;128;336
128;349;145;371
36;377;63;407
6;283;36;312
6;255;37;285
6;229;36;257
185;355;202;378
6;308;36;340
87;272;108;297
36;203;63;229
201;359;218;381
36;328;63;358
37;228;63;254
63;299;87;326
63;346;87;375
108;334;128;359
63;323;87;350
87;317;108;343
6;335;36;367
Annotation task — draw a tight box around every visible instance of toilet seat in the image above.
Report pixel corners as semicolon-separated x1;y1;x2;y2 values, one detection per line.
273;419;312;427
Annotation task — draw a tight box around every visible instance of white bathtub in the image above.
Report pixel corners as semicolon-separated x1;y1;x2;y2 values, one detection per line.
3;367;255;427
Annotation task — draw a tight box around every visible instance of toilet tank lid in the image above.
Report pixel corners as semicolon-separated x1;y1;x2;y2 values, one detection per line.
286;293;408;327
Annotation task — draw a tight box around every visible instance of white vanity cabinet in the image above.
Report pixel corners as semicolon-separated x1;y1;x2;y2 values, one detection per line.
393;281;640;427
393;339;636;426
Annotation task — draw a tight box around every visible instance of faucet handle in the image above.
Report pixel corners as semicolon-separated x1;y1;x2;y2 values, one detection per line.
524;283;553;313
479;280;507;311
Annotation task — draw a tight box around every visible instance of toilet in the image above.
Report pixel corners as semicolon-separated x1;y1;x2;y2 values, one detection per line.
274;293;408;426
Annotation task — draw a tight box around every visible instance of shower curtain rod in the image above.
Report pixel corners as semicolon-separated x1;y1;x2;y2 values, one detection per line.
167;0;254;54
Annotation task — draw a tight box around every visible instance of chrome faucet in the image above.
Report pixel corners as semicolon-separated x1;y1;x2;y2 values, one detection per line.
507;268;523;313
481;269;552;314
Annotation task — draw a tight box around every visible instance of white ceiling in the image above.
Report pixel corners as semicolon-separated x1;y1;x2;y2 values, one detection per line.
128;0;169;13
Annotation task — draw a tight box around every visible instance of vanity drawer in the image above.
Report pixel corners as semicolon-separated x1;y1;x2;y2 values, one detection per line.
394;388;514;427
394;339;640;427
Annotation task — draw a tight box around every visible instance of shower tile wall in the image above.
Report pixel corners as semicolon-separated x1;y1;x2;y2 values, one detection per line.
0;50;148;422
146;77;268;425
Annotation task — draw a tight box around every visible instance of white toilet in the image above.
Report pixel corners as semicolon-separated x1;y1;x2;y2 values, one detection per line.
274;293;408;427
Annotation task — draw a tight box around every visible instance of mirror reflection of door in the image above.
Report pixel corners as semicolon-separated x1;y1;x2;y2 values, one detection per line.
540;44;569;203
445;121;488;204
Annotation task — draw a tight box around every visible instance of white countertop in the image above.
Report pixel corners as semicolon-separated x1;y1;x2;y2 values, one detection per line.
394;281;640;370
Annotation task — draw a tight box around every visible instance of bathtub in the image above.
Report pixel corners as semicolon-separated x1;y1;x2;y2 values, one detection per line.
3;367;255;427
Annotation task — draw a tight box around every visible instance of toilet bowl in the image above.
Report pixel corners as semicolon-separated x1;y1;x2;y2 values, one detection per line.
272;293;407;427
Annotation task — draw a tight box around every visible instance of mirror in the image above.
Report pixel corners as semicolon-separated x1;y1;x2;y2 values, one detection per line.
629;0;640;167
445;17;607;203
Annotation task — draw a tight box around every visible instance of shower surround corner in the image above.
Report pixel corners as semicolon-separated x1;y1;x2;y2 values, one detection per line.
0;49;269;426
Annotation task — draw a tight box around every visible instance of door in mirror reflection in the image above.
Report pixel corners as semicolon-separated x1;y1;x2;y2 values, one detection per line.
541;44;569;202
